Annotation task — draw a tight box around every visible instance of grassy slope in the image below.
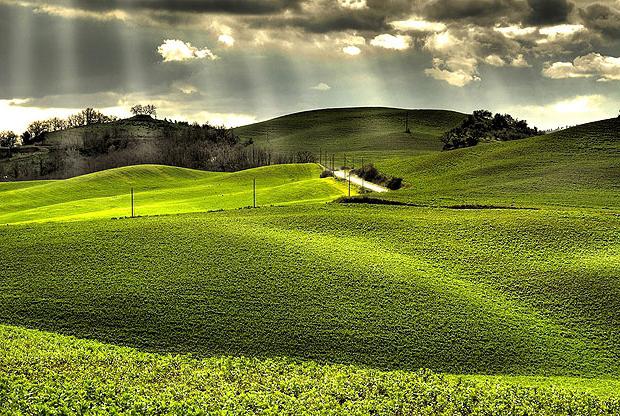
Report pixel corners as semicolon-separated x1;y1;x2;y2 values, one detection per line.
1;205;618;380
0;164;350;224
236;107;466;161
375;118;620;209
2;325;619;415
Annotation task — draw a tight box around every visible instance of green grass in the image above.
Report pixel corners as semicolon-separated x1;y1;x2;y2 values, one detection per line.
1;205;618;380
2;115;619;412
236;107;466;161
0;164;351;224
373;118;620;209
2;324;619;415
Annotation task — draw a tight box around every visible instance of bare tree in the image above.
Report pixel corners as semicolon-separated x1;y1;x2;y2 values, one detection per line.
131;104;157;118
131;105;144;116
49;117;68;131
144;104;157;118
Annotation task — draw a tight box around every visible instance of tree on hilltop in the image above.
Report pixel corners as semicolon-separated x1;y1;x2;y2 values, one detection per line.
26;120;49;142
441;109;539;150
131;104;157;118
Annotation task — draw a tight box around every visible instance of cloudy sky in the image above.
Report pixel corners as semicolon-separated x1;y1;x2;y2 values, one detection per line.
0;0;619;132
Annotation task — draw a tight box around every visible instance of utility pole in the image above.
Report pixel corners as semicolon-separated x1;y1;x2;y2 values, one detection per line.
405;111;411;133
131;188;134;218
253;179;257;208
319;148;322;166
348;171;351;197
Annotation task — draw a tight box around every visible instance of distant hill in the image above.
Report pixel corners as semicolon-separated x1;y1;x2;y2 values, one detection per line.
42;115;173;149
373;117;620;209
0;116;253;180
236;107;467;162
0;164;348;224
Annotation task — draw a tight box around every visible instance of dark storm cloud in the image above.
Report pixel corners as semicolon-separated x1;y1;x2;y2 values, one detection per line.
526;0;574;25
579;3;620;39
243;0;413;34
421;0;528;25
69;0;303;15
246;10;389;33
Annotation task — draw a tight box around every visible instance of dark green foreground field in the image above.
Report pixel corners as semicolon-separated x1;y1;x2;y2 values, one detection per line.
1;113;619;414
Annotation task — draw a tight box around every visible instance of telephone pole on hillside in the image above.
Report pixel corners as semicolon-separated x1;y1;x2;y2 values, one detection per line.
405;111;411;134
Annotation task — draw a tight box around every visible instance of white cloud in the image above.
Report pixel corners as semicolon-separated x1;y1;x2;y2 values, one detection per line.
218;34;235;47
539;24;585;37
484;55;506;67
337;0;367;10
157;39;218;62
543;53;620;81
494;25;537;38
423;32;480;87
424;58;481;87
310;83;331;91
370;34;412;50
390;17;446;32
424;31;460;53
537;24;586;44
484;54;530;68
503;95;615;130
343;45;362;56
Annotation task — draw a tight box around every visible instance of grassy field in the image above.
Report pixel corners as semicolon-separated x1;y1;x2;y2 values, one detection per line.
373;118;620;209
0;164;351;224
2;114;619;413
236;107;466;161
1;205;618;380
2;324;619;414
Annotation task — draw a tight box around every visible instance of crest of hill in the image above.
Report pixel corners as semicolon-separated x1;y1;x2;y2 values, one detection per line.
235;107;467;159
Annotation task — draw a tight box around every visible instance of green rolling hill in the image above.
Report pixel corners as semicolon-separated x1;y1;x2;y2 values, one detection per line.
0;163;350;224
1;205;619;379
236;107;466;161
370;118;620;209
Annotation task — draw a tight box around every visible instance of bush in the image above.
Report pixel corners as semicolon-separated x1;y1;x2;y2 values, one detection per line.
386;177;403;190
353;164;382;183
320;169;334;178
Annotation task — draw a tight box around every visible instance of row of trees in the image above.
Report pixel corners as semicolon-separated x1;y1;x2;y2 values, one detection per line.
1;105;159;162
442;110;540;150
23;108;121;145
